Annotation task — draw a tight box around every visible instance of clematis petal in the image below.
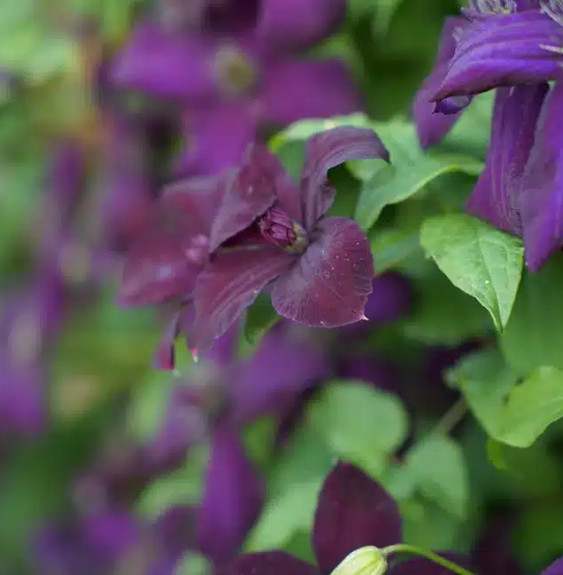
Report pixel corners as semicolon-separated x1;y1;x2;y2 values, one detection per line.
209;145;298;251
433;12;562;102
543;558;563;575
466;83;548;235
176;103;258;178
519;82;563;271
256;0;345;50
271;217;373;328
216;551;317;575
301;128;389;230
192;248;293;351
413;18;471;148
229;326;327;422
118;177;223;307
196;424;264;563
110;21;216;100
262;59;361;127
389;553;473;575
313;462;402;573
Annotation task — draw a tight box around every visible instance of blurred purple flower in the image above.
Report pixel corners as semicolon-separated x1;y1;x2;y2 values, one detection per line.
191;127;388;350
217;462;469;575
111;0;359;176
472;516;523;575
544;558;563;575
149;324;327;563
466;82;563;271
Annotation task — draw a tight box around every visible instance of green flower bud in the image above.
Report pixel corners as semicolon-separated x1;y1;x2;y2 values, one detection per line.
330;546;387;575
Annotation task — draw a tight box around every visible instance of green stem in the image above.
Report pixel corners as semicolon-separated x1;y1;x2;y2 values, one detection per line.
382;544;475;575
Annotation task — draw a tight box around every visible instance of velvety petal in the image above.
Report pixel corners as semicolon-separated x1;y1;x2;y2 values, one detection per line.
390;553;473;575
229;327;327;422
313;462;402;573
301;128;389;229
466;83;548;235
176;103;258;178
413;18;470;148
433;12;562;101
519;82;563;271
209;145;293;252
118;177;223;307
262;59;361;127
473;517;523;575
543;558;563;575
110;21;216;100
256;0;345;50
196;424;264;563
216;552;317;575
271;217;373;328
192;248;293;351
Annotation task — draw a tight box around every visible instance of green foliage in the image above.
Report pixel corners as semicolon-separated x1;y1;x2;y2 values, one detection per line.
420;214;524;331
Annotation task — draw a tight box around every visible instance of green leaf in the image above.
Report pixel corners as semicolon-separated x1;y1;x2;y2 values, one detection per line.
372;0;406;34
243;295;280;345
451;349;563;448
370;226;422;273
355;119;483;231
420;214;524;332
307;380;409;476
501;253;563;373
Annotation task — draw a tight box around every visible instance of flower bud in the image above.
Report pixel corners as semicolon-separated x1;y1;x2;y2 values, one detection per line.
330;547;387;575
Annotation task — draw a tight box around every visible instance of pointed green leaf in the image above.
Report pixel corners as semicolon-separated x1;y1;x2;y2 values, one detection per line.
420;214;524;331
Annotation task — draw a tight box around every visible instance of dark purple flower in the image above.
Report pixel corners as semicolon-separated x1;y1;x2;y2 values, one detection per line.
544;558;563;575
466;82;563;270
111;0;359;176
190;127;388;350
472;517;523;575
217;462;469;575
430;1;563;105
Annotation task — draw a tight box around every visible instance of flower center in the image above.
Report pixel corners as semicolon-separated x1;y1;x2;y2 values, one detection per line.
258;205;309;254
214;45;258;98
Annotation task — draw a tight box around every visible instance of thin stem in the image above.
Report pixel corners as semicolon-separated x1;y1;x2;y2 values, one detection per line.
434;398;468;436
382;544;475;575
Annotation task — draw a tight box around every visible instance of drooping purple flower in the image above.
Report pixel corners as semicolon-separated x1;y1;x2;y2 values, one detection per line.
111;0;359;176
466;82;563;270
217;462;470;575
190;127;388;350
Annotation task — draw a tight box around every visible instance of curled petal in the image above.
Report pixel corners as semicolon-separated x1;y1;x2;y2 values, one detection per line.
301;128;389;229
110;21;216;100
209;146;295;252
271;217;373;328
466;83;548;236
543;559;563;575
519;82;563;271
413;18;471;148
256;0;345;50
229;327;327;422
313;462;402;573
197;424;264;563
433;12;562;101
216;552;317;575
262;59;361;127
192;248;293;351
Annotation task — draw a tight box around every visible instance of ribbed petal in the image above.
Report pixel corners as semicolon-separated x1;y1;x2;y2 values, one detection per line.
256;0;345;50
271;217;373;328
262;59;361;127
196;424;264;563
301;127;389;230
434;12;562;101
519;82;563;271
390;553;473;575
466;83;548;235
111;21;216;100
413;18;470;148
216;552;317;575
176;103;258;178
229;327;327;422
192;248;293;351
313;462;402;573
543;558;563;575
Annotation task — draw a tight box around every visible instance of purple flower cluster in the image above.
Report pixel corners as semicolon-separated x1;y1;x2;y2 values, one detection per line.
414;0;563;271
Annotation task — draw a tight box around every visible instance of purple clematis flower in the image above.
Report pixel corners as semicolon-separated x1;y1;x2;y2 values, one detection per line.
149;323;327;564
466;82;563;270
190;127;388;351
217;462;471;575
544;558;563;575
111;0;359;176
